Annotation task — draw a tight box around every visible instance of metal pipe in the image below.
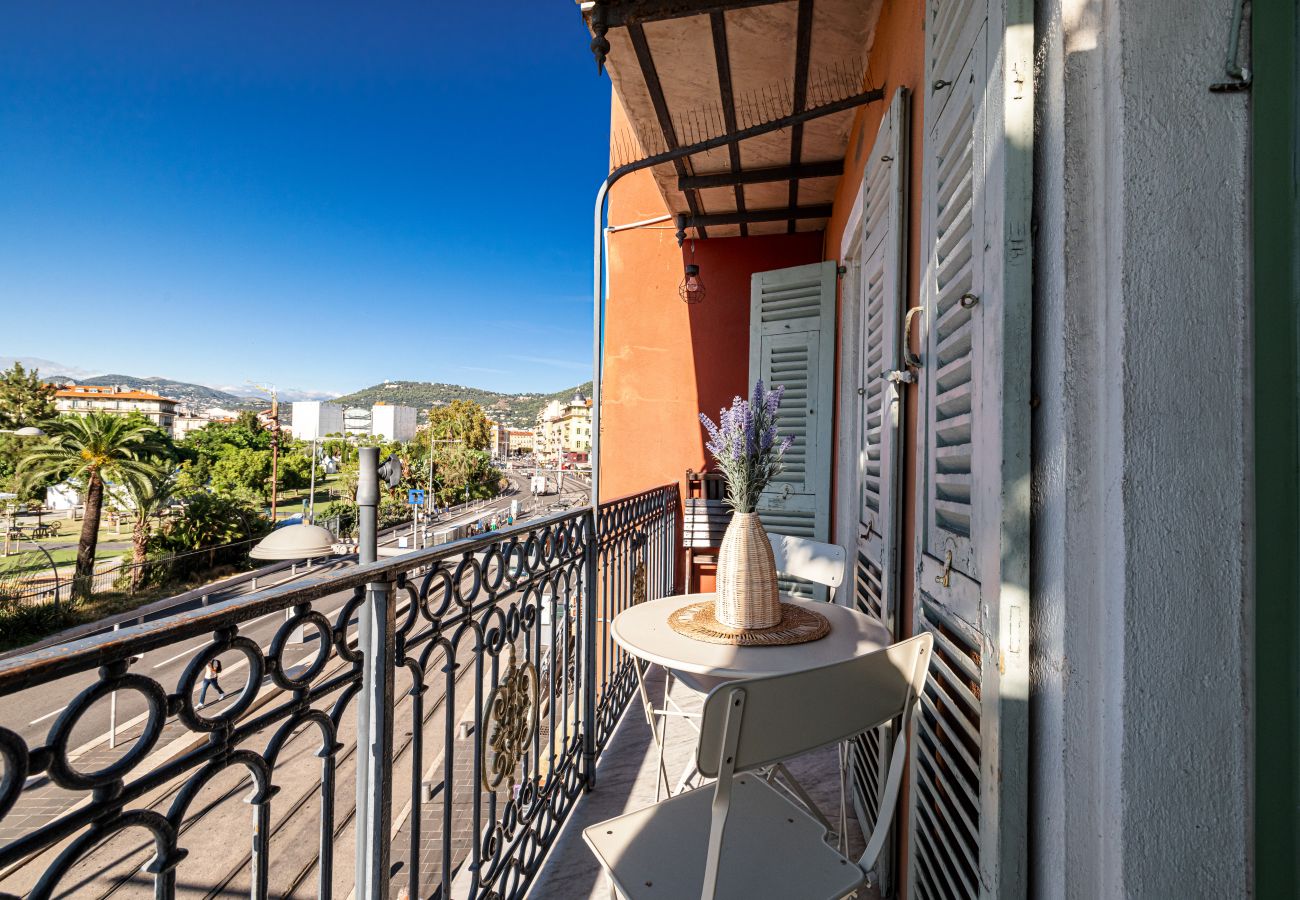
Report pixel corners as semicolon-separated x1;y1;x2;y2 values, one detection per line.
605;212;674;233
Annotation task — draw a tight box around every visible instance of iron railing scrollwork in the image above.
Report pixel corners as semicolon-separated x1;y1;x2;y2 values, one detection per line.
0;483;677;900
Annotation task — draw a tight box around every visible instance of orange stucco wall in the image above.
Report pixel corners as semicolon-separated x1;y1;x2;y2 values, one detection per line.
599;95;823;506
599;0;925;884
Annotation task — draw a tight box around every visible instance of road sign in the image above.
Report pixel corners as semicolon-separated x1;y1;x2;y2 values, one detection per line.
407;489;426;506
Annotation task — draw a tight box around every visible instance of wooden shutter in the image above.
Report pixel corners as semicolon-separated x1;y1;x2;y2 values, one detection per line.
750;261;837;596
847;87;909;897
909;0;1032;898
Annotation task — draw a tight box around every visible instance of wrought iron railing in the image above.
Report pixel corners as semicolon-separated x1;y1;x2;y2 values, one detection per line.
0;484;678;900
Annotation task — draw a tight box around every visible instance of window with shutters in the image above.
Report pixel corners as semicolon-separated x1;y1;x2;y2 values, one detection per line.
750;262;837;592
923;24;983;583
843;87;909;897
910;0;1032;897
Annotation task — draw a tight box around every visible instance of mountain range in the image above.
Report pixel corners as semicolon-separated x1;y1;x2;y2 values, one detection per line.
332;380;592;427
2;356;589;428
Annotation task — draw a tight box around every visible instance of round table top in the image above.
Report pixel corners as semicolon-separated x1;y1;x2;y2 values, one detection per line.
611;593;890;679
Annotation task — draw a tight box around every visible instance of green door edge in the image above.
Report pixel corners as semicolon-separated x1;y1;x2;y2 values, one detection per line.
1253;0;1299;895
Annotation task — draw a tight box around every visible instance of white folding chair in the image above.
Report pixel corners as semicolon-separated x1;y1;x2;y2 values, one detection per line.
650;535;848;804
585;633;932;900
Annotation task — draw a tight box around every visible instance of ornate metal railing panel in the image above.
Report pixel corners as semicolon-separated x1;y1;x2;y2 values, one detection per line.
0;484;678;900
590;486;679;754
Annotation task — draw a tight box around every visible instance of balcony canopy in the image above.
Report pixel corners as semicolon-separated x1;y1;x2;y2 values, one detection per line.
580;0;884;239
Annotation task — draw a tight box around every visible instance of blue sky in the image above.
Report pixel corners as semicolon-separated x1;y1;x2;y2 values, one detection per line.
0;2;608;397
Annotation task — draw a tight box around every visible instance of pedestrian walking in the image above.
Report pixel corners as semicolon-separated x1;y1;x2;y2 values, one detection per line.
198;658;225;708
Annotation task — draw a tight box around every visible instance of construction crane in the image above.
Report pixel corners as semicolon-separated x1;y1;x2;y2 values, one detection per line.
245;382;281;523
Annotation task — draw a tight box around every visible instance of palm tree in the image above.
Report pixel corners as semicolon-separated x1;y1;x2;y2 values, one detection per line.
19;414;171;598
108;466;177;593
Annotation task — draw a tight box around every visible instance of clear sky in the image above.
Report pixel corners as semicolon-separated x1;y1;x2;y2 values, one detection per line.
0;2;609;397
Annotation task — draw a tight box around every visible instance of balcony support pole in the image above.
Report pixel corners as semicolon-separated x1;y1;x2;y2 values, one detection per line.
582;506;599;789
354;446;394;900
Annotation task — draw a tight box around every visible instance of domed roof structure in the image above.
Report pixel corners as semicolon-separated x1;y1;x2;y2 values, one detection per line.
249;523;338;560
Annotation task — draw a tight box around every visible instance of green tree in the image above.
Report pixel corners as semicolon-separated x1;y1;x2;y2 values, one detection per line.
182;411;271;462
427;400;492;450
430;446;501;506
150;492;269;579
0;362;56;430
210;448;272;503
108;467;177;592
278;451;312;491
17;413;171;598
172;457;211;497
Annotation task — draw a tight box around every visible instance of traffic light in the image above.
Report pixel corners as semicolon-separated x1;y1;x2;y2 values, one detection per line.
378;453;404;489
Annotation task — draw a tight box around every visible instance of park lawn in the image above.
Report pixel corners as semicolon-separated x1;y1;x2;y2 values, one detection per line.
267;473;343;521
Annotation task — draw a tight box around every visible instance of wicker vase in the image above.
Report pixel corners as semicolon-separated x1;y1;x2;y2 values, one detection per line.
714;512;780;630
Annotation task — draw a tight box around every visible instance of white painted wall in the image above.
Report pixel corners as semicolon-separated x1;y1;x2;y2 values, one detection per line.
1032;0;1250;895
371;404;417;442
290;401;344;441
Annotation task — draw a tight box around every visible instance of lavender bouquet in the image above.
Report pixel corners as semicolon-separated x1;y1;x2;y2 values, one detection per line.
699;380;795;514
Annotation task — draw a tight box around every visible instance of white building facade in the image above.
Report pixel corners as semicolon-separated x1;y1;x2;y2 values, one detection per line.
371;404;417;442
290;401;344;441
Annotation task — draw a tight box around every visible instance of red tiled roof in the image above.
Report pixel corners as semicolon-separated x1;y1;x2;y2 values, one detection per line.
55;386;177;403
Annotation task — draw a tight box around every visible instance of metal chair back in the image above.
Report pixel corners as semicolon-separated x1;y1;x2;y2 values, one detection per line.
767;533;847;589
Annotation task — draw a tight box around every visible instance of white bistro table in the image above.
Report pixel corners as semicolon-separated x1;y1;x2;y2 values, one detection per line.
611;592;890;838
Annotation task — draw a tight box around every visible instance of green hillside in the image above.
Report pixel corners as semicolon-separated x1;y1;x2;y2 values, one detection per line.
333;380;592;427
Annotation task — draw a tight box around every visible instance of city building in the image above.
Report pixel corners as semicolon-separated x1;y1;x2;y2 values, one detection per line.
533;389;592;465
487;419;517;458
343;406;371;437
171;407;214;440
507;429;532;456
488;420;504;458
290;401;344;441
53;384;178;432
371;403;417;442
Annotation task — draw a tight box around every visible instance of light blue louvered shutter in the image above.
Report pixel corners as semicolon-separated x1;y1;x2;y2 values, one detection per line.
749;261;837;598
909;0;1032;898
846;87;909;897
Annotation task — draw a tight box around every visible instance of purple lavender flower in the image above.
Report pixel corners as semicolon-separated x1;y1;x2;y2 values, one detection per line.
699;413;720;444
765;384;785;417
698;380;795;513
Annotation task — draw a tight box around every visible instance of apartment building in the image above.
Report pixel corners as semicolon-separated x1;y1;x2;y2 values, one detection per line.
53;384;178;432
533;389;593;466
